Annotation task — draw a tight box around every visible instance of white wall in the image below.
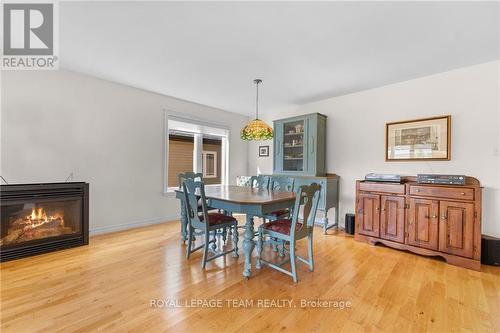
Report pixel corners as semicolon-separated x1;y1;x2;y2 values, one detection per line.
250;61;500;237
1;70;249;233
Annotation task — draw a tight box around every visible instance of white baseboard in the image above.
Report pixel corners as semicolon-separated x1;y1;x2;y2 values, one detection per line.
89;215;179;236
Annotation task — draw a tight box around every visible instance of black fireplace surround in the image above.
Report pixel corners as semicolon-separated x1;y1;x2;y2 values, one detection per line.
0;182;89;262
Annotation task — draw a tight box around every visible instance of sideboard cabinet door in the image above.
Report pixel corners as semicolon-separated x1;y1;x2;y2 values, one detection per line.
438;201;475;258
357;194;380;237
407;198;439;250
380;195;405;243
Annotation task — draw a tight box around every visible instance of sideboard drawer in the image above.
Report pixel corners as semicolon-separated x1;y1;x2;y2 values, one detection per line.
359;182;405;194
409;186;474;200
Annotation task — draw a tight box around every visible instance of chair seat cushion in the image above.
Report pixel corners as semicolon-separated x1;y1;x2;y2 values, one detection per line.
200;213;237;226
266;209;290;217
262;219;302;235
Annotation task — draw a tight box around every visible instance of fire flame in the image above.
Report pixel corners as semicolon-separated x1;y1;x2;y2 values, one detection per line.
26;208;63;228
30;208;47;222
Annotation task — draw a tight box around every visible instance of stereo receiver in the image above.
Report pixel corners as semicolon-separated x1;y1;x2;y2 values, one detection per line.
417;174;466;185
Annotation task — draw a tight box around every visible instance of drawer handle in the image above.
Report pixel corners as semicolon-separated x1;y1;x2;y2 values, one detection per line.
441;215;447;220
375;207;380;211
431;215;438;219
461;192;466;195
381;208;386;212
415;189;420;192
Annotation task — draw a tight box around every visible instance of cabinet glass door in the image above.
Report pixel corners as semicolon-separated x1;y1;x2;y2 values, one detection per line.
282;119;306;172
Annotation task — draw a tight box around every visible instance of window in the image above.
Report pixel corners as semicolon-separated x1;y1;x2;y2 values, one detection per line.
164;114;229;192
202;151;217;178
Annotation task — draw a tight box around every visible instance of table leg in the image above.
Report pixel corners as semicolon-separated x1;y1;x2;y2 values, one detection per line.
180;200;188;242
322;208;329;234
243;214;255;278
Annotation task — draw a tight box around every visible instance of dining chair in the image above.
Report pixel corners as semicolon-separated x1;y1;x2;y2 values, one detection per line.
256;183;321;282
264;177;296;255
249;175;271;190
178;171;219;213
182;178;239;268
265;177;295;220
237;176;253;187
178;172;203;187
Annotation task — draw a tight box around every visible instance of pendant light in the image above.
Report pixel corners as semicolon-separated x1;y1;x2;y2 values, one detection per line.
240;79;273;141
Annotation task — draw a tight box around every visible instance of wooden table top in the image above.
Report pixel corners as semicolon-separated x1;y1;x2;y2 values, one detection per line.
177;185;295;205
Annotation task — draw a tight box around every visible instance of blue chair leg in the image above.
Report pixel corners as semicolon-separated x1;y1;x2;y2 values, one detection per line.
272;238;278;252
256;228;263;269
290;243;298;283
211;231;217;250
186;226;193;259
278;240;285;257
222;227;227;245
202;231;210;269
307;233;314;272
232;225;239;258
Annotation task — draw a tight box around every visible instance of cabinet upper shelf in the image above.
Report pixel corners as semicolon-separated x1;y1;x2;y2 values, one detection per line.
273;113;327;177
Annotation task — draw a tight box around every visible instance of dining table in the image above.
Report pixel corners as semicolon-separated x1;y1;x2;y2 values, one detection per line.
175;185;296;278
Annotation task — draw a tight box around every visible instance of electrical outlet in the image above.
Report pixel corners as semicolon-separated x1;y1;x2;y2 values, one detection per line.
494;147;500;157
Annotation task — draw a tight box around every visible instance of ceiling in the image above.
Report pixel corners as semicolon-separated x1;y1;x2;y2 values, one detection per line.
60;2;500;116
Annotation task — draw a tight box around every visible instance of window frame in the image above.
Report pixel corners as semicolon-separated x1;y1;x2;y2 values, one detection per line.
202;150;218;179
163;110;230;194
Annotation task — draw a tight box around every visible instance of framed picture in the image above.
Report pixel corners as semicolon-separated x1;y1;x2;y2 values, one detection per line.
386;115;451;161
259;145;269;157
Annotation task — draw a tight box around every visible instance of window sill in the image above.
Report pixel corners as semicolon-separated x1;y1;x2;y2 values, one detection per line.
163;188;178;198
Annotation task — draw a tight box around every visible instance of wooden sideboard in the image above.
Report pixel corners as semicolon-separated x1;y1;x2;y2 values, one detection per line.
354;176;482;270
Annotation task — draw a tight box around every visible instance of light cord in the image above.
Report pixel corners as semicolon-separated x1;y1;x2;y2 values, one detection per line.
255;81;259;119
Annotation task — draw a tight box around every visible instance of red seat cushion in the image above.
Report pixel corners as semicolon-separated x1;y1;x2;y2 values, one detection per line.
267;209;290;217
200;213;237;226
262;219;302;235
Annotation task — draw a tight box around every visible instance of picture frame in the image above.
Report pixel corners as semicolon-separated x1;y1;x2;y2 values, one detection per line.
259;145;269;157
385;115;451;161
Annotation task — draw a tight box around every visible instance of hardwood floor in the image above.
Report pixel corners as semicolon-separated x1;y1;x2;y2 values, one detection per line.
1;218;499;333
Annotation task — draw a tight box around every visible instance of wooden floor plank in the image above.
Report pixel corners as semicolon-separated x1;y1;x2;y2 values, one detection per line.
1;219;499;333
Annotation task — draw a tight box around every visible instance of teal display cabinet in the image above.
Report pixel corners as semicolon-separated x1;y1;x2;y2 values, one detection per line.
272;113;338;233
273;113;327;176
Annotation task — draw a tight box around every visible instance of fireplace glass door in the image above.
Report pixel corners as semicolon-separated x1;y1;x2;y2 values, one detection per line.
1;197;82;248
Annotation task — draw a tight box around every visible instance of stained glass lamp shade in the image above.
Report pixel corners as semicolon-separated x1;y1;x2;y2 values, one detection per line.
240;79;273;141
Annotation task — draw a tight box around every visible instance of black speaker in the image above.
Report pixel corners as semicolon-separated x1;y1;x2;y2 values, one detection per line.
481;235;500;266
345;213;355;235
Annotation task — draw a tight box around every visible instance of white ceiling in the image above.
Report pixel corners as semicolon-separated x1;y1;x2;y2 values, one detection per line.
60;2;500;116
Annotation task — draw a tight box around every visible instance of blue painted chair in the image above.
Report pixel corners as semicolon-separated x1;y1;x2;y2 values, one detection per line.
178;172;204;243
178;172;203;186
178;171;219;212
236;176;253;187
265;177;295;220
256;183;322;282
264;177;296;255
249;175;271;190
182;178;239;268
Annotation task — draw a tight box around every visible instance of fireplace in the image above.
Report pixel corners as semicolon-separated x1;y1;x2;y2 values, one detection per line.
0;182;89;261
